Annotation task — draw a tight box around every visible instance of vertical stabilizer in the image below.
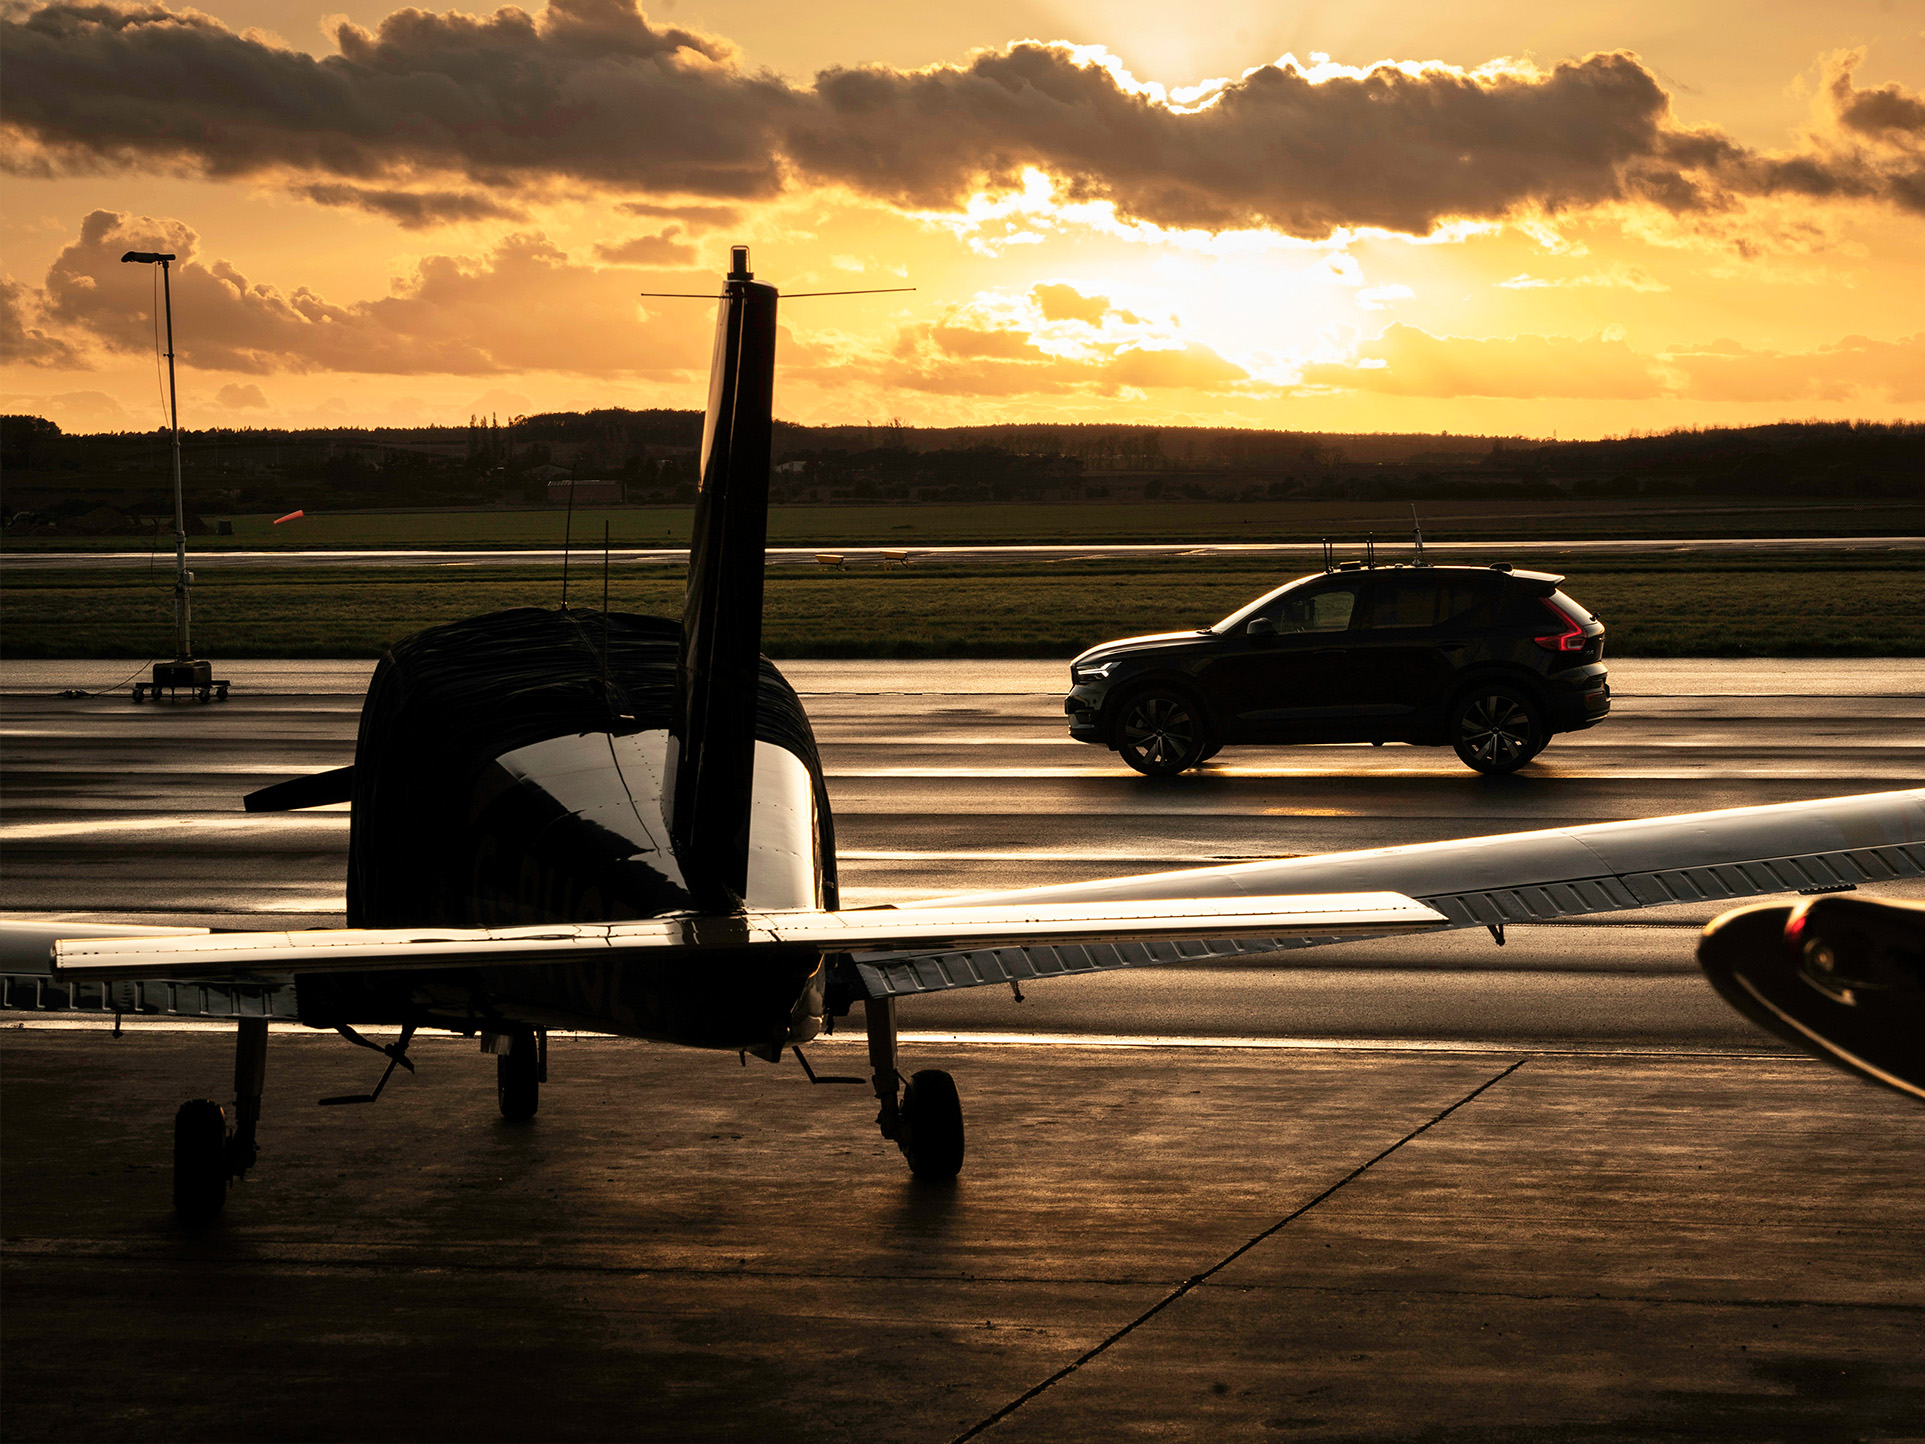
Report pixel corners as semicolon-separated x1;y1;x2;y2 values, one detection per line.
671;246;779;909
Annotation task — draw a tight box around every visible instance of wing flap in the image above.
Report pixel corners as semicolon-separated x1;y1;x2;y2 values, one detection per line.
855;934;1325;999
50;894;1444;983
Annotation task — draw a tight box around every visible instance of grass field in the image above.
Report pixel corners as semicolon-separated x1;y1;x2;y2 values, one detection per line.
6;555;1920;658
7;495;1925;551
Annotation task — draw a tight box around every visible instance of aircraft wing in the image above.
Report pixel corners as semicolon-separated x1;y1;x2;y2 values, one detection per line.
44;893;1443;983
854;790;1925;997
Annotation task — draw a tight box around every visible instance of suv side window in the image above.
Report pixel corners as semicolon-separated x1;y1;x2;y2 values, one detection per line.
1437;580;1494;629
1267;586;1359;634
1365;578;1438;629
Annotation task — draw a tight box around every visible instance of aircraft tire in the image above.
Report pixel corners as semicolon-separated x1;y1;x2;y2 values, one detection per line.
899;1069;964;1180
173;1099;229;1223
497;1033;539;1121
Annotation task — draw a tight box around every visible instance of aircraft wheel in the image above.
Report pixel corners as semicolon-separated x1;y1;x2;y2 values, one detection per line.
898;1069;964;1180
1113;689;1209;776
173;1099;229;1223
497;1031;539;1121
1450;686;1544;774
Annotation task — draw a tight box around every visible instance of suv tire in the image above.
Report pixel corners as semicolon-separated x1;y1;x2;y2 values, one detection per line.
1451;685;1544;774
1113;687;1210;776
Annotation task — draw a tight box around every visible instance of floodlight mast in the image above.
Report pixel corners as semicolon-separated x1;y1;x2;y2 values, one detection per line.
122;250;226;701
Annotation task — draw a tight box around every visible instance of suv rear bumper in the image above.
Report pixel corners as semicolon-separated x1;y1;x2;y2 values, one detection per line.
1545;669;1611;732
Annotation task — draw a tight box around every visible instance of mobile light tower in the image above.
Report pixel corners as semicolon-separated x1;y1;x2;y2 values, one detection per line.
121;250;227;703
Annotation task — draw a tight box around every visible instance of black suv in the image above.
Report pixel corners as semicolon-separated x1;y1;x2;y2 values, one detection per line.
1065;563;1608;775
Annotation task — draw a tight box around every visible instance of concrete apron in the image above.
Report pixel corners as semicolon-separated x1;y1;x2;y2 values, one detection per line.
3;1030;1921;1442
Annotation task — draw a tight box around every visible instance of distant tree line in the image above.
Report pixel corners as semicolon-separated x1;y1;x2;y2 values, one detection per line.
3;413;1918;530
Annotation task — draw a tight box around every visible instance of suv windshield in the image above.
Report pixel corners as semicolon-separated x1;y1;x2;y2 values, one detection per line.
1210;575;1319;633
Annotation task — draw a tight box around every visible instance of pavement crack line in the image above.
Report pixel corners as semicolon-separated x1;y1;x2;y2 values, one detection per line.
949;1055;1530;1444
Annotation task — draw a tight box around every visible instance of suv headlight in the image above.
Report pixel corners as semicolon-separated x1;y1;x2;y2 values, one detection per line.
1071;659;1119;684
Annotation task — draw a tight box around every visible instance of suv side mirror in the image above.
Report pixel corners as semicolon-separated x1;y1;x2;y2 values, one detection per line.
1246;616;1277;640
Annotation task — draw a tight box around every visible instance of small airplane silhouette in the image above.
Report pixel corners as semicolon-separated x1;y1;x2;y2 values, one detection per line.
5;245;1920;1222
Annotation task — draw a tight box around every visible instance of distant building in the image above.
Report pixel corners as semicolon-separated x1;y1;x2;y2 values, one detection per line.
545;478;623;505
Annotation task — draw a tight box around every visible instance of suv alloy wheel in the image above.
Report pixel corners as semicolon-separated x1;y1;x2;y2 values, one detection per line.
1114;688;1209;776
1451;685;1544;774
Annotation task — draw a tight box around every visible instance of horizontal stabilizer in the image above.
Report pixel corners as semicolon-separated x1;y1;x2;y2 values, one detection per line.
244;766;354;812
50;893;1444;983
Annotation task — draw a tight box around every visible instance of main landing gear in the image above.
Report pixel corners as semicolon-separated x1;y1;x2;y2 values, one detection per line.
172;1016;268;1224
864;996;964;1180
487;1026;545;1121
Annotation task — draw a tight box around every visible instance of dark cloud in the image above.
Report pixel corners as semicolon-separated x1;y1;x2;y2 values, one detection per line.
792;48;1679;235
593;227;699;265
1830;57;1925;145
34;208;712;376
2;0;791;196
296;183;526;228
4;2;1924;238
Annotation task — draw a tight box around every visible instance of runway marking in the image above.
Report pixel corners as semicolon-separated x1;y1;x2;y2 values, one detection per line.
823;765;1917;779
0;814;351;840
839;849;1298;863
0;759;349;775
0;1018;1810;1058
872;1032;1794;1055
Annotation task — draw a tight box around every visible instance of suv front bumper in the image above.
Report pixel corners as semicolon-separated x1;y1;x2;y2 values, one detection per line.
1066;686;1107;744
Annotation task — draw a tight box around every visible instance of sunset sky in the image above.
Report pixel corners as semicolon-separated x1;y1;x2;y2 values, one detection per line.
4;0;1923;438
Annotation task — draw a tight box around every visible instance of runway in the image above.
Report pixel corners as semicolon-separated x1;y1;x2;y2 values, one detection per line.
3;656;1922;1042
5;533;1922;570
4;657;1923;1440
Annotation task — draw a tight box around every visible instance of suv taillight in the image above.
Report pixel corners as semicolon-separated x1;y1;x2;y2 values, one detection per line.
1532;597;1586;653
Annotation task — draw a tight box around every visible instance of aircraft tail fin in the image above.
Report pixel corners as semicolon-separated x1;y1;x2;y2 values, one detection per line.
671;246;780;910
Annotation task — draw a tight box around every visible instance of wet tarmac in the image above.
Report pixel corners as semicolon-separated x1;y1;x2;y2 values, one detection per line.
4;659;1924;1440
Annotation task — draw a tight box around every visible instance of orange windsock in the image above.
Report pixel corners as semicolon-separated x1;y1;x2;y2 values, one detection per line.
272;510;305;525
